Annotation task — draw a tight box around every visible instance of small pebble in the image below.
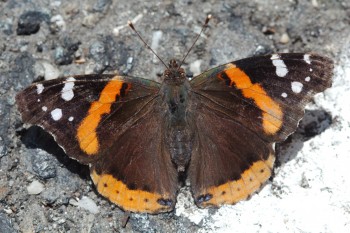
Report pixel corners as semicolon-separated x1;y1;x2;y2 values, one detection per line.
89;40;105;61
112;25;126;36
123;57;133;74
280;33;290;44
31;149;57;179
93;0;112;12
151;31;163;51
70;196;99;214
3;208;13;214
190;60;202;76
27;180;45;195
0;19;13;35
82;14;99;28
17;11;49;35
40;60;60;80
54;46;65;64
50;15;66;32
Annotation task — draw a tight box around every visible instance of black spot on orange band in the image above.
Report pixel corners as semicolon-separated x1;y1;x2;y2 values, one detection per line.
91;170;174;213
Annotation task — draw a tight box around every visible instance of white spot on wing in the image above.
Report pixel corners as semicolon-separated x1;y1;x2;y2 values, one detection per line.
68;116;74;121
37;99;40;102
304;54;311;64
281;92;288;98
271;54;288;77
291;81;303;93
42;106;48;112
305;76;311;82
36;84;44;94
61;77;75;101
51;108;62;121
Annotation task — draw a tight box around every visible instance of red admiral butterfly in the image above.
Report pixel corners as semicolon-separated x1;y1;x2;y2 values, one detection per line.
16;15;333;213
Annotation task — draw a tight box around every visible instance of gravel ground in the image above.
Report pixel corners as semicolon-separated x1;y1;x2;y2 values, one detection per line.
1;0;349;232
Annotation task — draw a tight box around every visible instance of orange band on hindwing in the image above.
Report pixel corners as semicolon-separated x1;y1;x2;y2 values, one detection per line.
90;170;173;213
197;153;275;207
218;64;283;135
77;77;130;155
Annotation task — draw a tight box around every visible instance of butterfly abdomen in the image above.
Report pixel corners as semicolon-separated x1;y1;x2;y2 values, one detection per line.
161;78;194;172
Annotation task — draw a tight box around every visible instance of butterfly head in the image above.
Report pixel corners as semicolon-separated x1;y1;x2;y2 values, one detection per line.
163;59;186;84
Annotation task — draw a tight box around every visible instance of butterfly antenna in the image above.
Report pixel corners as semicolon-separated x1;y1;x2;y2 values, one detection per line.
178;14;212;68
128;21;169;69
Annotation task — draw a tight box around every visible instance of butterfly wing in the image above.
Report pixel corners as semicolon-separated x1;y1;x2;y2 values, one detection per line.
16;74;178;213
188;53;333;207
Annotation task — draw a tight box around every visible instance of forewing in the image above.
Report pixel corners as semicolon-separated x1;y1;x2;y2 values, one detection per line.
190;53;333;142
16;74;159;163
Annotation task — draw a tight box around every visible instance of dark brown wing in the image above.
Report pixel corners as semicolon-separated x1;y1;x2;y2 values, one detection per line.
16;74;178;213
188;53;333;207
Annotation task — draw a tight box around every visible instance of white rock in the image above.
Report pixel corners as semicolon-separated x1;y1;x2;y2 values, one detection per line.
36;60;60;80
189;60;202;77
151;30;163;63
51;15;66;31
70;196;99;214
27;180;45;195
280;33;290;44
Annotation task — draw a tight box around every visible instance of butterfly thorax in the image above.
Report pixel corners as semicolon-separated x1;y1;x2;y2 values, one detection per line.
161;59;194;172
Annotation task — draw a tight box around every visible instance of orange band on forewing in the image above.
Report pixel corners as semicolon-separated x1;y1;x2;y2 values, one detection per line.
198;153;275;207
77;78;128;155
91;170;173;213
223;64;283;135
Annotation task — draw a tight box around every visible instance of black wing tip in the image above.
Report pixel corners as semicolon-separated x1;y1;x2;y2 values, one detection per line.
309;53;334;89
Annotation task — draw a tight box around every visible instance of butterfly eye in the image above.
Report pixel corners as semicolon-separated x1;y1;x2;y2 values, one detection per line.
164;70;171;77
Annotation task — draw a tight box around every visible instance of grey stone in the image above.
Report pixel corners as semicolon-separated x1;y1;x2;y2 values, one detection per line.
0;19;13;35
41;187;60;204
0;136;7;158
31;149;57;179
16;11;49;35
54;37;81;65
93;0;112;13
54;46;65;64
0;213;17;233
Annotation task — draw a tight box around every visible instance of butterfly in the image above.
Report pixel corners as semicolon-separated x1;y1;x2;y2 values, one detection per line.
16;15;333;214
